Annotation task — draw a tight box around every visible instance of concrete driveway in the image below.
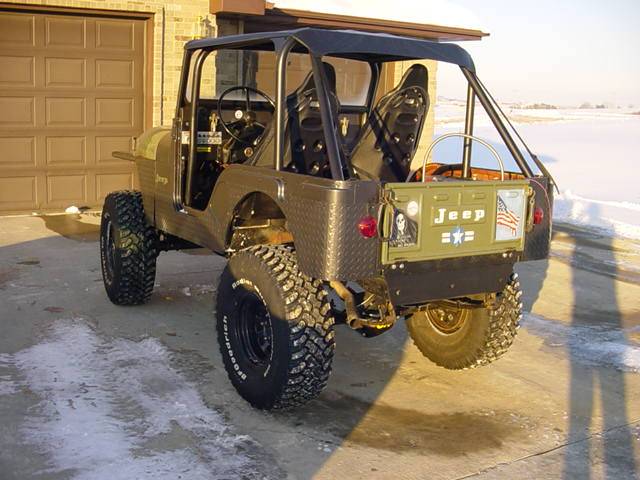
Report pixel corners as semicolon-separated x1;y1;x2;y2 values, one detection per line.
0;214;639;479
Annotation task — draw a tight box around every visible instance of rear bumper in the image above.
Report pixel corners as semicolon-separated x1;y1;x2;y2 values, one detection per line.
384;253;517;306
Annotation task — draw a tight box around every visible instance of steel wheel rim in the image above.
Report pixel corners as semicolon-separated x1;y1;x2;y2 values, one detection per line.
425;303;469;334
104;217;116;281
238;293;273;366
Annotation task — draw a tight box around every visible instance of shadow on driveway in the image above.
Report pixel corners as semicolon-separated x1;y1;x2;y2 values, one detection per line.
563;206;638;479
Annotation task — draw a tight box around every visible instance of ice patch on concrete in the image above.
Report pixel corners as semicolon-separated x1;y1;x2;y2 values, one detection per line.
1;319;279;479
522;313;640;373
0;361;20;395
0;354;22;395
194;284;216;295
0;380;19;396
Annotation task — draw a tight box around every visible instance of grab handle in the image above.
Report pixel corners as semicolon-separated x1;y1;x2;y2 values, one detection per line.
417;133;505;182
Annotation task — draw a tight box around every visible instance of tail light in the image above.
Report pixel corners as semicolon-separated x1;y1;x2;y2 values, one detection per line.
358;216;378;238
533;207;544;225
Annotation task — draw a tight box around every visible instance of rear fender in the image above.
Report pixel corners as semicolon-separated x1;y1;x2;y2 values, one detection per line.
211;165;381;280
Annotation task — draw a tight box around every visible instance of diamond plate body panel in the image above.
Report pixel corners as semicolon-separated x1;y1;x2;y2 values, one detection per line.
283;181;381;280
207;166;382;280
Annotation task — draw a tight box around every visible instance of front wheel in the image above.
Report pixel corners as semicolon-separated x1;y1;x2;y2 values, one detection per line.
216;245;335;410
406;273;522;369
100;191;157;305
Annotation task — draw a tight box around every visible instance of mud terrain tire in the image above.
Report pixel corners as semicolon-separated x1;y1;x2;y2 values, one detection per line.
216;245;335;410
100;191;157;305
407;273;522;370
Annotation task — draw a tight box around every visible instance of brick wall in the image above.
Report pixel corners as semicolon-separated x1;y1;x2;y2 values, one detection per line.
2;1;438;146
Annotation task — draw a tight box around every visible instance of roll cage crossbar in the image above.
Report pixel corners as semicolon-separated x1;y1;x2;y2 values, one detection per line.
179;28;546;183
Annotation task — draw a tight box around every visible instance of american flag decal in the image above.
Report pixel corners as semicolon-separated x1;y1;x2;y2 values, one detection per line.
496;195;520;235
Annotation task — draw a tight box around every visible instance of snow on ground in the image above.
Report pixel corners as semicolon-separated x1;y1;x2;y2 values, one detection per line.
433;101;640;239
0;319;279;480
522;313;640;373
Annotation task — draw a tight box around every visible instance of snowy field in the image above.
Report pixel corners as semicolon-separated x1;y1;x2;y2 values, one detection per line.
433;101;640;239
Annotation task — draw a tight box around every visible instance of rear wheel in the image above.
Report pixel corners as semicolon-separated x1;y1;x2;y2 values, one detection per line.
406;273;522;369
100;191;157;305
216;245;335;410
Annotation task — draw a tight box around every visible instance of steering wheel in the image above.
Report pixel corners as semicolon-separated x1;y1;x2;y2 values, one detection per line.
431;163;463;176
216;86;275;146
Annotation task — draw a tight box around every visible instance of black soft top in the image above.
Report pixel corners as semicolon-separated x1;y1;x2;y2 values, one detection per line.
186;28;475;72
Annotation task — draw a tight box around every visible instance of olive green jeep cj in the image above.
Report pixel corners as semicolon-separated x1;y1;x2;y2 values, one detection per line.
101;28;555;410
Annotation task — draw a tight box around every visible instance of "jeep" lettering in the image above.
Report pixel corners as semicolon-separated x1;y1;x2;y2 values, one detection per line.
434;207;485;224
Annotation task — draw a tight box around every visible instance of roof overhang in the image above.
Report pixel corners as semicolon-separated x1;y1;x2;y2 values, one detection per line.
210;0;488;41
186;28;476;70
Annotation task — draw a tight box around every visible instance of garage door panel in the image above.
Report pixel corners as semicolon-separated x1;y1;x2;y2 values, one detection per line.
96;20;134;50
0;14;35;46
96;98;134;127
96;59;134;88
96;136;132;164
45;16;86;48
0;137;35;166
45;97;86;126
47;174;87;203
96;172;133;201
46;136;86;166
0;97;35;126
0;56;34;86
0;11;144;213
45;57;86;87
0;176;37;208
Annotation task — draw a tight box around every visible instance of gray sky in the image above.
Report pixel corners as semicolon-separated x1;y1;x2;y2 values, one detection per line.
437;0;640;106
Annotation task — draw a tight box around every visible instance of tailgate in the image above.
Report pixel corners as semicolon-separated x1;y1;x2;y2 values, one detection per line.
382;180;531;264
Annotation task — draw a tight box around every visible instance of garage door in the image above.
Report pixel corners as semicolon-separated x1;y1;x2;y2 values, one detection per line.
0;9;146;213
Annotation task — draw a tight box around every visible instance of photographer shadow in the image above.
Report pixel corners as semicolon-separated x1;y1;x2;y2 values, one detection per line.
561;207;637;479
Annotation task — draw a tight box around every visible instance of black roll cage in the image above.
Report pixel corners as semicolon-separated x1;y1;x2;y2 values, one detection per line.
175;28;552;187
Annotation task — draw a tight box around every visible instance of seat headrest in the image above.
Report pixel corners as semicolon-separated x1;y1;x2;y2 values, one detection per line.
297;62;337;97
397;64;429;90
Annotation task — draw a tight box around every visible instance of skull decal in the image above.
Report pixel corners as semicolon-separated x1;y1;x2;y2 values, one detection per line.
395;213;406;235
390;209;417;248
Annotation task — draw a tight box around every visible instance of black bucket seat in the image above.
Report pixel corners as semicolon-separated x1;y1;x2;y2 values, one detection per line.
349;64;429;181
282;63;340;177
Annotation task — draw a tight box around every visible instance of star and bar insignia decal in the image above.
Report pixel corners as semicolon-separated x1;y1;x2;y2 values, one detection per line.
441;226;475;246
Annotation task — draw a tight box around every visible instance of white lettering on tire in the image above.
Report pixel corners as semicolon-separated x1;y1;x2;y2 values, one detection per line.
222;314;247;381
